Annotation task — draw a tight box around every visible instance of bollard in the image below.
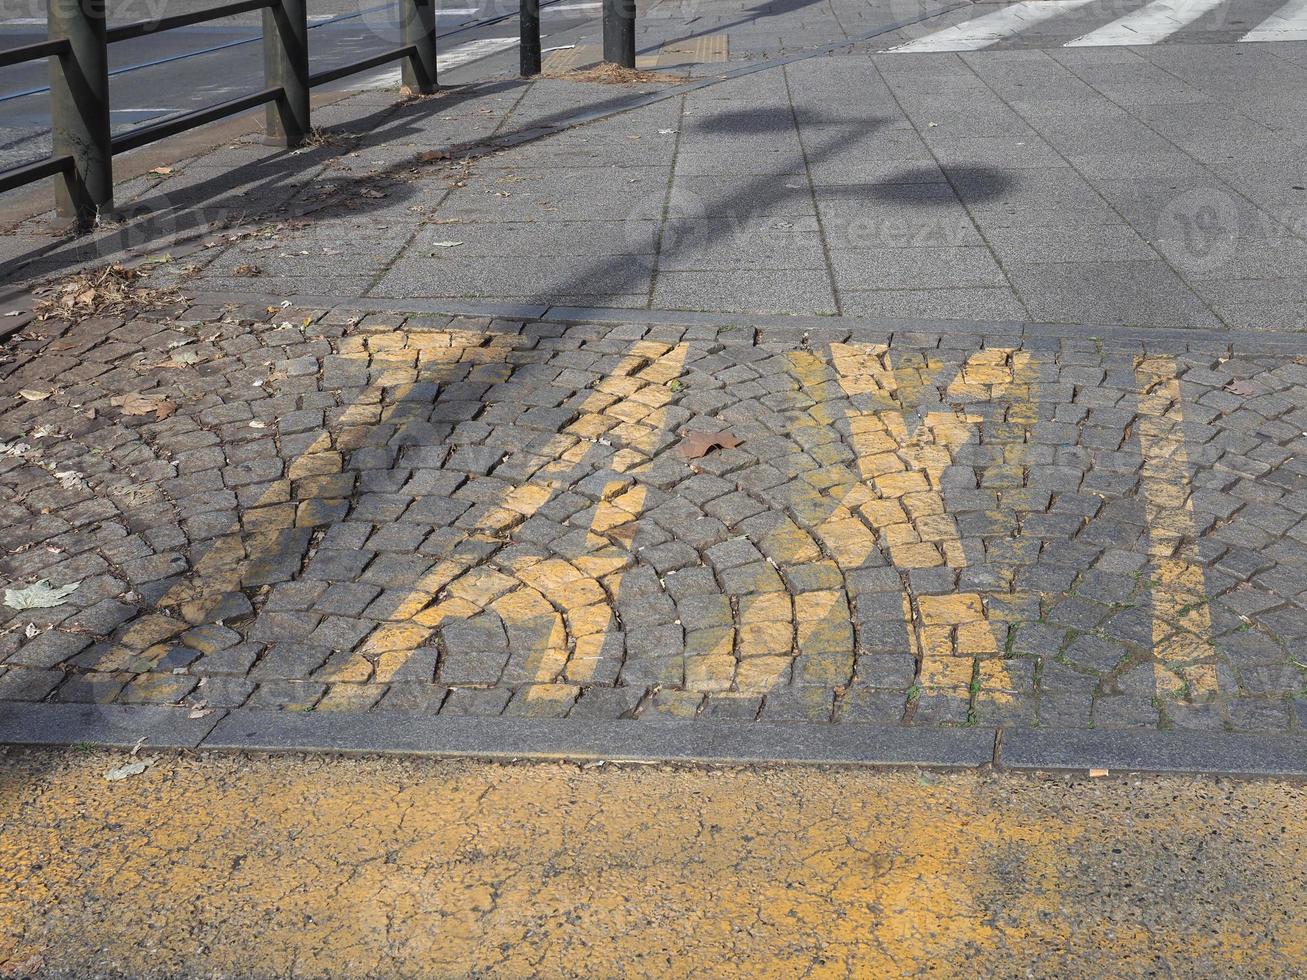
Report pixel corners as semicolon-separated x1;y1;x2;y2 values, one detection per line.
602;0;635;68
520;0;541;77
264;0;309;146
48;0;113;229
402;0;438;94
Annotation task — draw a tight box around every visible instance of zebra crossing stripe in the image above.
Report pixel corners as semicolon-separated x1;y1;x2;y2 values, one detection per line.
1240;0;1307;41
1065;0;1229;47
359;37;519;87
884;0;1096;53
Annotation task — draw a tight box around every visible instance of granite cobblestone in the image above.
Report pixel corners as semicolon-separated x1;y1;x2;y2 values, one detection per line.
2;306;1306;747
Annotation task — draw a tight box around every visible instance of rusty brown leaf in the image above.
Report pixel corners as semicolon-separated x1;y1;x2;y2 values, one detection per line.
677;430;742;460
112;393;177;419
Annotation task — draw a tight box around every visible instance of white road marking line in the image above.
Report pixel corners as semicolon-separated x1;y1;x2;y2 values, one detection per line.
885;0;1096;53
440;35;520;67
360;36;518;87
1065;0;1228;46
1;18;47;25
438;2;597;11
1241;0;1307;40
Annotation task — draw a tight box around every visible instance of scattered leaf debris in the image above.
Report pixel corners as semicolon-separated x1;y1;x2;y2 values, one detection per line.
545;63;688;85
32;263;184;324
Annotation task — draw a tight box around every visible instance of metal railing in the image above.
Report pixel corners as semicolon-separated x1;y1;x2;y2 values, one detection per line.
0;0;441;229
0;0;637;231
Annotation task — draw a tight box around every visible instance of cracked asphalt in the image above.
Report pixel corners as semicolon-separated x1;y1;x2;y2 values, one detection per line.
0;749;1304;977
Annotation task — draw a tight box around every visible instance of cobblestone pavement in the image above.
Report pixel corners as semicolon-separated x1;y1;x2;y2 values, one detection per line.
3;302;1307;745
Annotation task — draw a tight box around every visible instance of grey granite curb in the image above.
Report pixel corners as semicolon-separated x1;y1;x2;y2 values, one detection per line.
0;701;223;750
1001;729;1307;779
1;701;1304;776
186;292;1307;356
203;710;998;767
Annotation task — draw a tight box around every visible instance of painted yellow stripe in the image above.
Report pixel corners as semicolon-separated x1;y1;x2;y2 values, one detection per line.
93;330;493;673
344;342;690;693
820;345;1036;700
2;752;1303;977
1135;356;1220;700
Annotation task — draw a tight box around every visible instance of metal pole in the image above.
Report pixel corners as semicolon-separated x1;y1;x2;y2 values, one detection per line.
48;0;113;229
402;0;438;94
264;0;309;146
602;0;634;68
520;0;541;77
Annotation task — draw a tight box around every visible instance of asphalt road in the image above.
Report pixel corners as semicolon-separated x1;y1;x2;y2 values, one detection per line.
1;749;1304;977
0;0;603;170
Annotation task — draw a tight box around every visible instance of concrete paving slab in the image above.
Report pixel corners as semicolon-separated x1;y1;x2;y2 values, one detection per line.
839;286;1030;320
983;224;1159;264
829;246;1009;291
1005;259;1223;327
651;267;838;313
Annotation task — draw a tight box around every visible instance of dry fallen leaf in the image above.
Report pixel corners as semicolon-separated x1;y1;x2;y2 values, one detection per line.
677;430;742;461
112;393;177;419
104;759;154;781
4;579;81;610
148;166;173;176
18;389;50;401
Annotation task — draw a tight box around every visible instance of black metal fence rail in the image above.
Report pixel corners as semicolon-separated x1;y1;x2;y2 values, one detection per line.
0;0;441;229
0;0;637;231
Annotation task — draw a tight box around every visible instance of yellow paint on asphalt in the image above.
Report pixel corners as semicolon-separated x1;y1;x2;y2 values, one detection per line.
1135;356;1220;700
0;750;1303;978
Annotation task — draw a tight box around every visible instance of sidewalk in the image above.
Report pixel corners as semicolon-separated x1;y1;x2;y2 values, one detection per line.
1;3;1306;774
6;8;1307;328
